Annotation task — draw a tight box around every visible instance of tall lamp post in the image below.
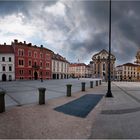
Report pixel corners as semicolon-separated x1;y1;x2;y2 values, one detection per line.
106;0;113;97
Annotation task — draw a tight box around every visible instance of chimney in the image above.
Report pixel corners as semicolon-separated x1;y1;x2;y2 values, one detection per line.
24;41;26;44
28;43;32;46
14;39;18;43
40;45;43;48
4;43;6;45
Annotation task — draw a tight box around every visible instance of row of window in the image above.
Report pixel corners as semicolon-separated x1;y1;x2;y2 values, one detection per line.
18;59;50;68
1;57;12;62
123;71;137;75
53;68;68;72
19;77;50;80
123;75;137;78
2;66;12;71
124;66;136;70
18;70;50;76
18;49;50;60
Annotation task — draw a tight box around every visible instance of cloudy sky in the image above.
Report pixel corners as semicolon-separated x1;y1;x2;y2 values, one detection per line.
0;0;140;65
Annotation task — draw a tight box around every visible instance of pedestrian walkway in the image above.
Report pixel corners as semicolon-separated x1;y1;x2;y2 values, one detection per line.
1;81;140;139
90;82;140;139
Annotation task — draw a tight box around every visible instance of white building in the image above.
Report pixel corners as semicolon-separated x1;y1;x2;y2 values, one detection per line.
52;53;69;79
0;44;15;81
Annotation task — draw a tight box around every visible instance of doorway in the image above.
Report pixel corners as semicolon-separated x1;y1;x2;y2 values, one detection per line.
34;71;38;80
2;74;6;81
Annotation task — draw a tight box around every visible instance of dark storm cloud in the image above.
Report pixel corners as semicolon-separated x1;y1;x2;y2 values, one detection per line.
86;32;108;53
0;0;58;17
80;1;140;64
0;1;30;16
69;32;108;53
83;1;109;25
1;0;140;65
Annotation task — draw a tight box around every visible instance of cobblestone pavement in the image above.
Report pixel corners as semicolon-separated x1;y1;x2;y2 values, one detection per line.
1;81;140;138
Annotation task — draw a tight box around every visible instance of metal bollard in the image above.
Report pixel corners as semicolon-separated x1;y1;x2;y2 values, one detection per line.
99;80;102;85
96;81;98;86
81;82;86;91
38;88;46;105
0;91;5;113
90;81;93;88
66;84;72;97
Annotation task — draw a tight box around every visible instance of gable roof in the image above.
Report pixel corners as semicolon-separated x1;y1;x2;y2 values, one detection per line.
92;49;116;60
52;53;69;63
123;63;140;67
69;63;87;67
0;45;14;54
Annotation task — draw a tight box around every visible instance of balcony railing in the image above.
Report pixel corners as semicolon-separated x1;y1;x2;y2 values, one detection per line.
32;65;40;70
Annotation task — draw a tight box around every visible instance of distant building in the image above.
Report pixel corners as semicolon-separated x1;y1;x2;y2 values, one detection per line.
0;44;15;81
92;49;116;81
52;53;69;79
116;63;140;81
85;64;92;78
89;61;94;78
12;39;53;80
69;63;92;78
134;49;140;64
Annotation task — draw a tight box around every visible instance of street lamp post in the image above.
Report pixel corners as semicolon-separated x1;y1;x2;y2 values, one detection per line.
106;0;113;97
78;59;80;80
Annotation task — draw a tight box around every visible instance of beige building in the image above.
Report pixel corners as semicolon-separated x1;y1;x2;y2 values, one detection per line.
91;49;116;81
69;63;92;78
52;53;69;79
116;63;140;81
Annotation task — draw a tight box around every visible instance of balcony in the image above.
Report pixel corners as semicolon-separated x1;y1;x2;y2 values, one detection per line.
32;65;40;70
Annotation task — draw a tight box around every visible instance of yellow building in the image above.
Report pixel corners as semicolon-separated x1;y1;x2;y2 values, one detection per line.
116;63;140;81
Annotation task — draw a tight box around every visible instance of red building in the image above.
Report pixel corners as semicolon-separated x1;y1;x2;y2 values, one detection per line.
12;39;53;80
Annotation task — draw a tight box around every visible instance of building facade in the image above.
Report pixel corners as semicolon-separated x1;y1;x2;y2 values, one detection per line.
12;39;53;80
69;63;91;78
0;44;15;81
52;53;69;79
116;63;140;81
134;49;140;64
92;49;116;81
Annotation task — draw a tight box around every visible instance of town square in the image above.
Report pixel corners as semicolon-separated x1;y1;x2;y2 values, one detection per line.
1;0;140;139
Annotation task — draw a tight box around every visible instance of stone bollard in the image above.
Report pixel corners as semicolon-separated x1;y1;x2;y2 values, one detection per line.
81;82;86;91
96;81;98;86
41;78;43;82
66;84;72;97
99;80;102;85
90;81;93;88
0;91;5;113
38;88;46;105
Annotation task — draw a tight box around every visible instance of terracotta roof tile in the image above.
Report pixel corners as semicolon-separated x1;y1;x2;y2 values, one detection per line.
0;45;14;54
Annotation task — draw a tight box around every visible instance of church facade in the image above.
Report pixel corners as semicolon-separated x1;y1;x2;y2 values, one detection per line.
91;49;116;81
